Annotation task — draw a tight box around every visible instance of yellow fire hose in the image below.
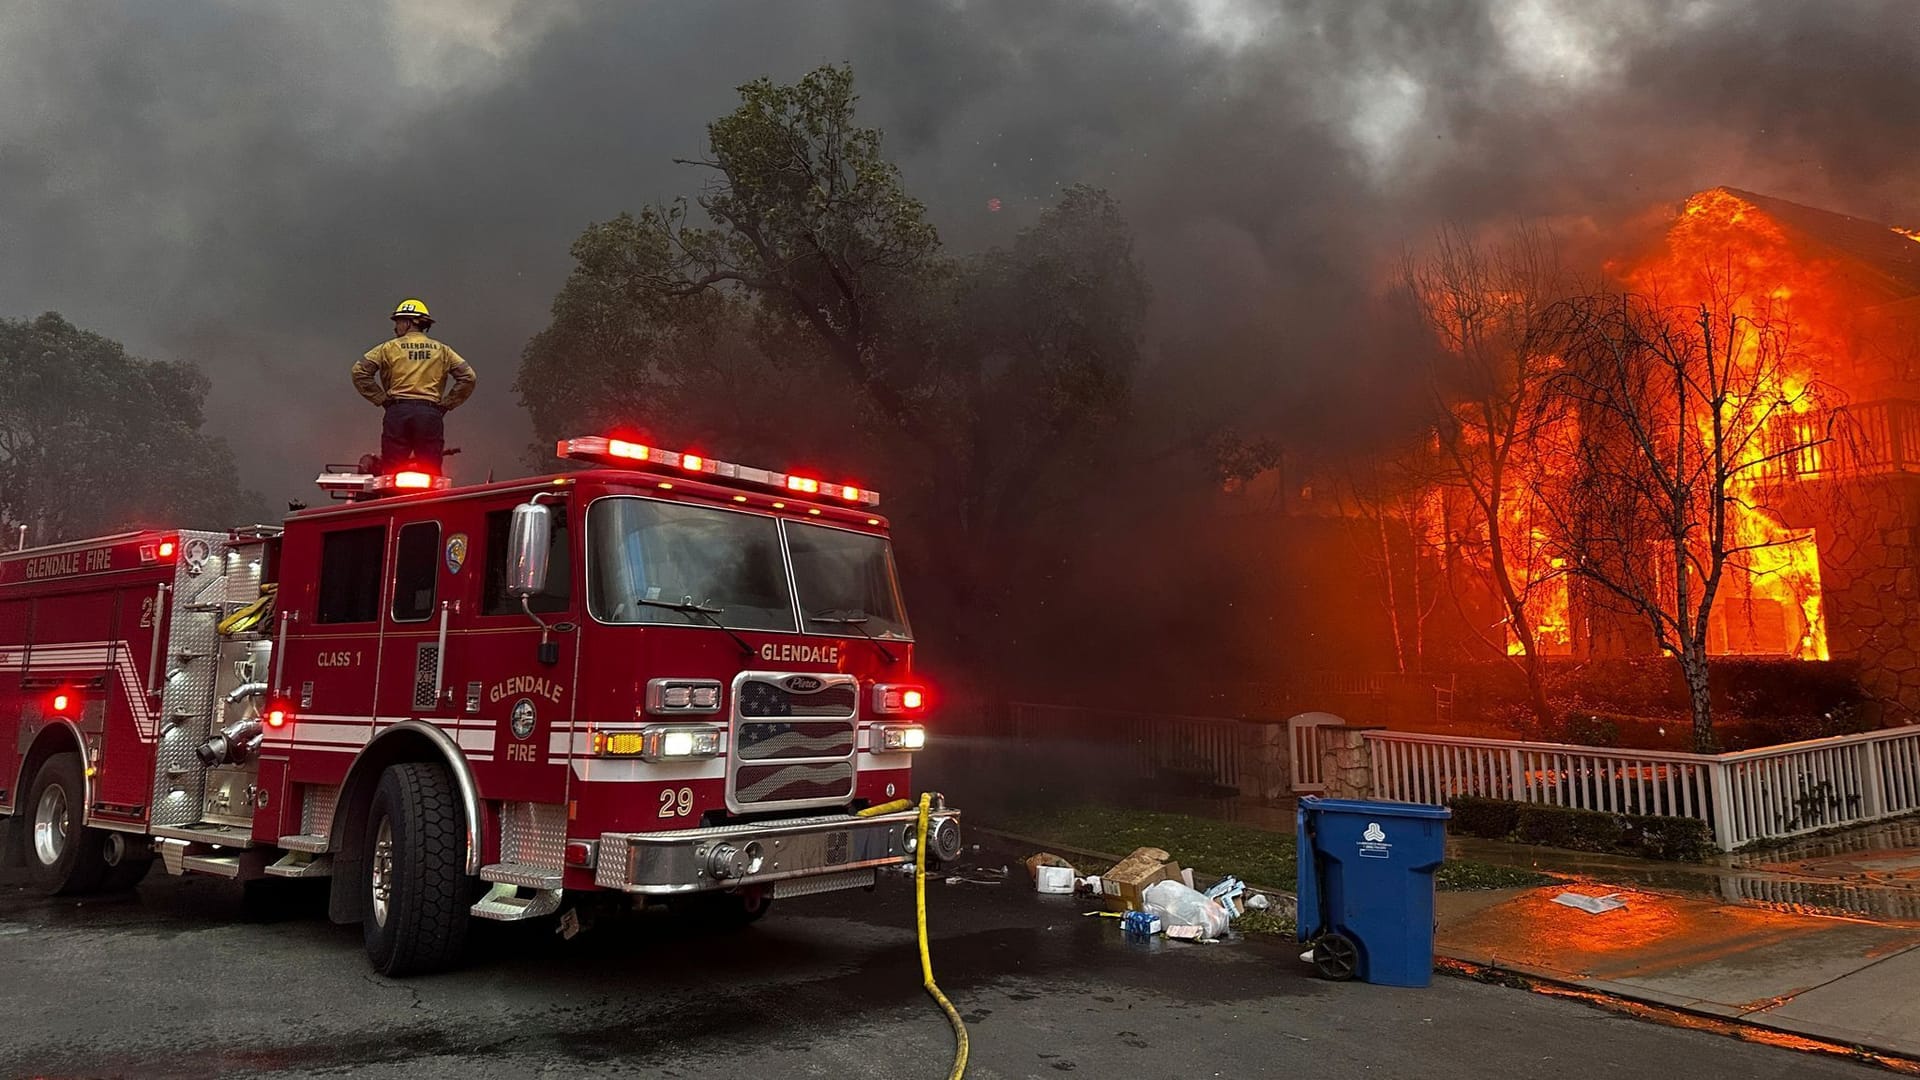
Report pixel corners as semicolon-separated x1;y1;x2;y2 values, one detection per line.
857;794;970;1078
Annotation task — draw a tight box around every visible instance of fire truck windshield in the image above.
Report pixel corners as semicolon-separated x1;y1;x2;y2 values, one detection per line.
587;498;796;630
789;521;912;641
585;498;912;640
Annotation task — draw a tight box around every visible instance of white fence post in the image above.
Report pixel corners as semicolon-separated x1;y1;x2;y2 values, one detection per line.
1707;759;1737;852
1507;747;1525;802
1860;740;1887;819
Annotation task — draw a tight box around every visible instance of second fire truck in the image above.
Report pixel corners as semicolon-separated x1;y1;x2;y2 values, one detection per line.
0;435;960;974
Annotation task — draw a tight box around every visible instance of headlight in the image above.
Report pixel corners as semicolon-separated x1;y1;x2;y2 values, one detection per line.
870;724;927;753
593;725;722;761
646;678;724;715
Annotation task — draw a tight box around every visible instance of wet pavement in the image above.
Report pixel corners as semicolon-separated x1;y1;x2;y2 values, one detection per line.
1437;882;1920;1061
0;842;1899;1079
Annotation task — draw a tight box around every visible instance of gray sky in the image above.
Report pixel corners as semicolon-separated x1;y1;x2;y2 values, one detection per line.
2;0;1916;508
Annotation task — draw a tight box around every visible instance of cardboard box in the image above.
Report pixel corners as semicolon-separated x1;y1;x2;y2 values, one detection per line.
1100;846;1183;913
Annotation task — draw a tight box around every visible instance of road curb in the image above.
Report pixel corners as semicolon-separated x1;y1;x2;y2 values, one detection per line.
1437;955;1920;1074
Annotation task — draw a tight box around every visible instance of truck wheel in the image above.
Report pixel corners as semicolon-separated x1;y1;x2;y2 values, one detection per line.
23;752;107;895
361;762;472;976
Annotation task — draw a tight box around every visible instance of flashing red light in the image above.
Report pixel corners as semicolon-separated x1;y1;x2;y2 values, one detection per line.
787;476;820;494
157;540;176;558
839;485;862;502
682;454;704;472
608;439;649;461
52;693;71;713
902;689;925;711
393;471;434;490
265;707;289;729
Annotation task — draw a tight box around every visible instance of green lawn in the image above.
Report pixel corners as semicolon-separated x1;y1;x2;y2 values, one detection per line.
996;805;1554;896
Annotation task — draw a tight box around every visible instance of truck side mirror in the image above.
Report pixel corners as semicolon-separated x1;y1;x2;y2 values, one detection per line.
507;501;551;598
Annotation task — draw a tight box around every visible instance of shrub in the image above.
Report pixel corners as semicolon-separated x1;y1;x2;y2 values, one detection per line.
1445;795;1715;862
1445;796;1521;840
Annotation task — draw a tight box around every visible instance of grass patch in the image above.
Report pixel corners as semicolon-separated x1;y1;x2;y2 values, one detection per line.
1435;861;1554;891
1231;909;1297;936
995;804;1553;895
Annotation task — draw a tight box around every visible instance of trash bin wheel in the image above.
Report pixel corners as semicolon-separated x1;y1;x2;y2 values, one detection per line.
1311;932;1359;981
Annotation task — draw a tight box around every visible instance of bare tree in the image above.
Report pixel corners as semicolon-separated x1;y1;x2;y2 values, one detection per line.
1339;442;1448;674
1545;281;1838;751
1401;224;1575;720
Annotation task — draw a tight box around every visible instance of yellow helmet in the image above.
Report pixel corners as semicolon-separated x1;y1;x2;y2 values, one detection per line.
391;297;432;321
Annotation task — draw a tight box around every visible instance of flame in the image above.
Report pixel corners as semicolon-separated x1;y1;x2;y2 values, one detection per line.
1896;226;1920;245
1626;189;1831;660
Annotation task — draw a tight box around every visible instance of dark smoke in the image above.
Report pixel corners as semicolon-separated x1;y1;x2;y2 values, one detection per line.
1;1;1915;505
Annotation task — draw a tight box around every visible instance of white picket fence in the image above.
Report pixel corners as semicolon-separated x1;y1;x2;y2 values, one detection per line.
1364;725;1920;851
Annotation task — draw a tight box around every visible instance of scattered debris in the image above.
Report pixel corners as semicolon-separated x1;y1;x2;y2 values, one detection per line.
1165;925;1214;942
557;908;582;941
1121;910;1164;938
1100;847;1183;913
1246;893;1272;912
1141;879;1232;940
1025;852;1075;882
1035;864;1076;894
1551;891;1627;915
1205;876;1248;918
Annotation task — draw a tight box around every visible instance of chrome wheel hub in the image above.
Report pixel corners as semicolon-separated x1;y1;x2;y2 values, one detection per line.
370;818;395;928
32;783;70;867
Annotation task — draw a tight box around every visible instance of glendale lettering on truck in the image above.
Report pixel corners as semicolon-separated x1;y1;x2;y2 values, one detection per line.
758;643;842;665
0;430;953;980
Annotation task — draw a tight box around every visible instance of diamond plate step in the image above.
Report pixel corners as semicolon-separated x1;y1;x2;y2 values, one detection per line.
277;833;330;853
480;862;564;890
263;852;332;879
180;854;243;878
470;882;564;922
773;868;876;899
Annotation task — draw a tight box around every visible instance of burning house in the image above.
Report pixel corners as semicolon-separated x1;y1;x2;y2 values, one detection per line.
1680;188;1920;715
1220;187;1920;727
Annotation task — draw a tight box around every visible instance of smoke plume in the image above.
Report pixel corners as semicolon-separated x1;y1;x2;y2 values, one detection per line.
1;0;1915;503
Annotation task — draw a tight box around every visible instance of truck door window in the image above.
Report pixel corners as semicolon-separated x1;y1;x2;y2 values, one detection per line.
316;525;387;624
482;507;571;615
391;522;440;622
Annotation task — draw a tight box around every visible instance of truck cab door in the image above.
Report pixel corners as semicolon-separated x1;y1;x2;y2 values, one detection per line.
380;519;454;725
478;503;576;784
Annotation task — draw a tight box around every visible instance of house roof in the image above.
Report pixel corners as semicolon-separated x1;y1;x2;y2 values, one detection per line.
1717;187;1920;305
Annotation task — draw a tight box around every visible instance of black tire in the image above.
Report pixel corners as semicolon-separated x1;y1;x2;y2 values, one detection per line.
675;886;773;931
361;762;473;976
1311;932;1360;981
22;752;107;896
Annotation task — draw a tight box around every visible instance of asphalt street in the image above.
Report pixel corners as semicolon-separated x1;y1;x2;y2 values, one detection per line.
0;837;1893;1080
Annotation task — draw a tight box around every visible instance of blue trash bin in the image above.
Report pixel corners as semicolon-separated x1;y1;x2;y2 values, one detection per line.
1296;796;1451;987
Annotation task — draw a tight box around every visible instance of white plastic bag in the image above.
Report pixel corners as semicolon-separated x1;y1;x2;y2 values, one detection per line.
1141;879;1232;939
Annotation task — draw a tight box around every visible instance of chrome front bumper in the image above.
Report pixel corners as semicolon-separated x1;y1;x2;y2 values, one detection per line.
594;807;962;895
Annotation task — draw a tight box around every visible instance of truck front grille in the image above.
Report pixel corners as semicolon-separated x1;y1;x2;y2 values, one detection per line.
729;672;858;811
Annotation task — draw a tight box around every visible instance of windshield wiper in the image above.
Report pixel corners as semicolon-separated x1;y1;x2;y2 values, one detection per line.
638;597;753;657
810;609;898;664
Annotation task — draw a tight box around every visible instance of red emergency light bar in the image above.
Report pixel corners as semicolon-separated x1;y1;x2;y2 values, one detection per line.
558;436;881;507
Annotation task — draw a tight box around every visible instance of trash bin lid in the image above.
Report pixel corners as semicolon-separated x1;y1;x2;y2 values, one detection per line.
1300;797;1452;820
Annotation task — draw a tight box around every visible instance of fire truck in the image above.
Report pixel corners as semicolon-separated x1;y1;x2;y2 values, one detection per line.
0;435;960;974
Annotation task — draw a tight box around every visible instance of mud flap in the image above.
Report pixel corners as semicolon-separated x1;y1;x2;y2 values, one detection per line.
328;854;367;924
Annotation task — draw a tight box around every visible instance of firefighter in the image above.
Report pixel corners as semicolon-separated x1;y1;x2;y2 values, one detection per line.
351;298;476;472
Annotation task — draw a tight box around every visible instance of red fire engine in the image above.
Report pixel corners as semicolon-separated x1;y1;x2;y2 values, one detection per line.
0;436;961;974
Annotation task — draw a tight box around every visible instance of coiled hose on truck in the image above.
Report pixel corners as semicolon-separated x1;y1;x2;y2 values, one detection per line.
857;794;969;1079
